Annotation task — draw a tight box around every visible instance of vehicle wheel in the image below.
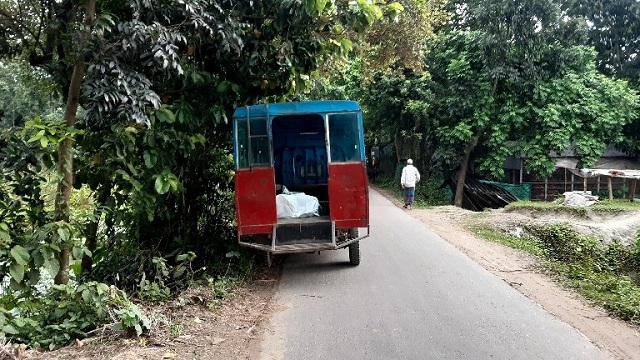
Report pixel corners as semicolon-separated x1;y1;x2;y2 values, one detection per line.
348;241;360;266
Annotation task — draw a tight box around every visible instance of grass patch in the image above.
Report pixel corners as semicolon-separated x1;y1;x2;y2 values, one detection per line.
471;220;640;326
469;225;548;258
506;199;640;217
551;263;640;323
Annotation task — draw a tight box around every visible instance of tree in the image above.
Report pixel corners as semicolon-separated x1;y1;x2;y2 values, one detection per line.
430;0;589;206
567;0;640;82
1;0;404;286
358;70;438;179
566;0;640;157
0;61;61;128
426;17;638;207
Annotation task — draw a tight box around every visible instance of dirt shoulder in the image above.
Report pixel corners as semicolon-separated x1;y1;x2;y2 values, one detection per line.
9;267;281;360
376;188;640;360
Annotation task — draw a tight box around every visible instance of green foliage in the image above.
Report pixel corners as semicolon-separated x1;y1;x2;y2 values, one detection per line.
414;178;450;207
0;61;61;128
474;218;640;325
0;282;149;350
525;224;601;264
469;226;548;258
374;172;449;207
506;200;640;214
83;245;197;303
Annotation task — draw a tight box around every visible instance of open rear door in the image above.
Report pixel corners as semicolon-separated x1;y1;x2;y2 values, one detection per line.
235;168;276;235
328;163;369;228
327;112;369;228
234;115;276;235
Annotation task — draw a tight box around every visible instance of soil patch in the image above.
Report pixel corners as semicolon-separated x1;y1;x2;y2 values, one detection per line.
4;267;281;360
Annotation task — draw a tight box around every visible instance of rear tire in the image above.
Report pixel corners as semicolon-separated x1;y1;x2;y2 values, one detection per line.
348;241;360;266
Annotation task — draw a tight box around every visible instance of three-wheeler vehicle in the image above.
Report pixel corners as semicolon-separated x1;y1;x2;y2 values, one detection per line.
232;100;369;265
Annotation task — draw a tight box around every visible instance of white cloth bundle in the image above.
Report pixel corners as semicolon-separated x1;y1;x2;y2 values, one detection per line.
276;193;320;218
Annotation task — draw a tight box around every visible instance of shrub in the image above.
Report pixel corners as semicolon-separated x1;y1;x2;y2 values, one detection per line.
0;282;149;350
525;223;601;264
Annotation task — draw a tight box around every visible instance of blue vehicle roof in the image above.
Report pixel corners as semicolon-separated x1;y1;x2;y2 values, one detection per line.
233;100;360;119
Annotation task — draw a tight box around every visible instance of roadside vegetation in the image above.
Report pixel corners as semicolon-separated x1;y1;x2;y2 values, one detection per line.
0;0;406;352
2;0;640;355
471;200;640;326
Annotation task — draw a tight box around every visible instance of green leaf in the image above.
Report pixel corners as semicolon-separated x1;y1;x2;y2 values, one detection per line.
316;0;328;13
176;253;188;261
57;228;69;242
10;245;30;265
44;258;60;278
173;264;186;278
27;129;45;143
154;177;167;194
143;151;157;168
0;230;10;244
339;38;353;53
156;108;176;123
2;325;19;335
9;263;24;283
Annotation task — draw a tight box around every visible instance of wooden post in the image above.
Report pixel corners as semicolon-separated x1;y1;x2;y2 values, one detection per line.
608;177;613;200
583;177;587;192
519;160;523;184
544;178;548;200
597;176;600;193
630;179;637;202
571;173;574;191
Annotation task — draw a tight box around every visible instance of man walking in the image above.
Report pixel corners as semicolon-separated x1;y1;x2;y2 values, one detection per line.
400;158;421;209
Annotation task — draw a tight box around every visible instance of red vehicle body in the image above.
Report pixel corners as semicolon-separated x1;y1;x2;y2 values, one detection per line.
232;101;369;265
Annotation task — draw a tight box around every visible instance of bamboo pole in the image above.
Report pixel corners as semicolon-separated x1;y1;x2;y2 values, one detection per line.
583;177;587;192
630;179;637;202
608;177;613;200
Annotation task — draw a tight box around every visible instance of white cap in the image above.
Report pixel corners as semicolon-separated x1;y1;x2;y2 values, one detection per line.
407;159;413;165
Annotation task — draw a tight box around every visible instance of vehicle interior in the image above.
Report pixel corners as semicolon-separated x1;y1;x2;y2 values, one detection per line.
271;114;330;216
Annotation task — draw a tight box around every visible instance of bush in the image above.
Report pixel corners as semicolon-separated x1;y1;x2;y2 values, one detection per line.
525;223;601;264
84;245;197;302
0;282;149;350
375;170;450;207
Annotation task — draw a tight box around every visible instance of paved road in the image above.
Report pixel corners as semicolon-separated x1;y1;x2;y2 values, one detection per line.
259;189;607;360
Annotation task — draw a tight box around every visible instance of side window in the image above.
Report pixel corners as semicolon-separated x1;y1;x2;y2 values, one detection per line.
235;118;249;168
235;116;270;168
329;113;361;162
249;117;269;166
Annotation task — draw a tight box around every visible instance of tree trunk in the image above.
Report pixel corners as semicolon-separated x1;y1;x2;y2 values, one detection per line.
80;186;111;274
394;133;403;164
419;133;435;181
454;133;481;208
54;0;96;285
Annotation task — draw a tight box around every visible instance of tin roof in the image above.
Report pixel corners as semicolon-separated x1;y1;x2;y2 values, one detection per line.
233;100;360;118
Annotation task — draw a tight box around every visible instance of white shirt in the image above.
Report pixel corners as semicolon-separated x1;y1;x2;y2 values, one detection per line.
401;165;421;188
